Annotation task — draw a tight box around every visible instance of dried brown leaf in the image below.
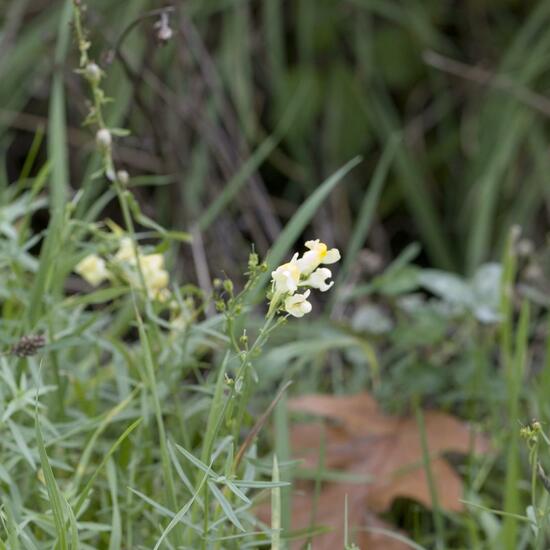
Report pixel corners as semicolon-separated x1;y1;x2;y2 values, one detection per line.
282;392;490;549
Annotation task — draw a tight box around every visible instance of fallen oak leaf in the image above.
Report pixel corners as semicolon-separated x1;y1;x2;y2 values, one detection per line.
289;393;488;455
290;392;389;434
288;480;411;550
368;456;463;512
283;392;490;549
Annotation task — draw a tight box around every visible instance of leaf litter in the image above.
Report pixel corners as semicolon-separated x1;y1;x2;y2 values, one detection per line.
266;392;490;549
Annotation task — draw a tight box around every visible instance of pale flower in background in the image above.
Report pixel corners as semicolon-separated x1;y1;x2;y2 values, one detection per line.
75;254;109;286
139;253;165;273
284;290;312;318
296;239;340;275
114;237;170;301
271;253;300;295
303;267;334;292
139;253;170;299
115;237;135;263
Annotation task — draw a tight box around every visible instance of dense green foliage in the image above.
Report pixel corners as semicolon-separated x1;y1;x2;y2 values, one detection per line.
2;0;550;548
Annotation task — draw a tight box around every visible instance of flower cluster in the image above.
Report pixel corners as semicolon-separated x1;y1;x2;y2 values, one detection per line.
269;239;340;317
74;237;170;301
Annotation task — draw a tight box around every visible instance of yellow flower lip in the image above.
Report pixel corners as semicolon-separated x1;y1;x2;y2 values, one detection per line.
281;261;300;281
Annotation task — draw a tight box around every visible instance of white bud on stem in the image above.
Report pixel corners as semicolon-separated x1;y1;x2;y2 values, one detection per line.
116;170;129;184
84;62;102;84
96;128;112;150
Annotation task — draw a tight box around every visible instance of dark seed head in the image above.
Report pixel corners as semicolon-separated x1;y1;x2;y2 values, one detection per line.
10;334;46;357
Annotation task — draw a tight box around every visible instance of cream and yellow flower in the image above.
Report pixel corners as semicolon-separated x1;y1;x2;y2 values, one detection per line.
75;254;109;286
302;267;333;292
284;290;312;318
271;253;301;295
296;239;340;275
268;239;340;318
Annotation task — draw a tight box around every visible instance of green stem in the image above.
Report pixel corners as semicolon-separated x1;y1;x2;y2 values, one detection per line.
414;397;445;550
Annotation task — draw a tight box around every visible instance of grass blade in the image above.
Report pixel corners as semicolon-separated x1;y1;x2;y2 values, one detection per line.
207;480;245;532
271;455;281;550
35;407;70;549
74;418;142;516
253;156;362;298
334;135;399;298
198;82;309;231
106;459;121;550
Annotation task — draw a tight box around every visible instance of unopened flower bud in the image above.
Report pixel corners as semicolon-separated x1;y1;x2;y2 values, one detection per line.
157;25;173;42
117;170;129;184
248;252;259;270
517;238;534;257
84;62;102;84
96;128;112;150
154;12;173;44
223;279;234;294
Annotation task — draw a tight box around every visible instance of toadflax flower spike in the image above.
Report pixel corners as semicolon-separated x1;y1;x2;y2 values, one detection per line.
268;239;340;319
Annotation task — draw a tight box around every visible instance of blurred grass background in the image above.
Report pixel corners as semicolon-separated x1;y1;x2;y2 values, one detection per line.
4;1;550;547
3;0;549;281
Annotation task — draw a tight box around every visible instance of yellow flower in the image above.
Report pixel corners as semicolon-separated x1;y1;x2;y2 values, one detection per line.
296;239;340;275
284;290;312;318
271;253;300;295
75;254;109;286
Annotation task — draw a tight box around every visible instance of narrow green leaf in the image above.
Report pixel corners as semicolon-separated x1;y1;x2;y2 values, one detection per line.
207;480;245;532
176;443;214;477
153;460;213;550
339;135;398;282
201;351;230;465
106;459;121;550
74;418;142;516
271;455;281;550
48;0;72;214
35;409;68;549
